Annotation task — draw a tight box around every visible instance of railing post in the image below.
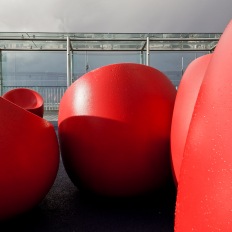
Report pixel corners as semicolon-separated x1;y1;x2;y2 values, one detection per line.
71;50;73;83
140;51;144;65
181;56;184;76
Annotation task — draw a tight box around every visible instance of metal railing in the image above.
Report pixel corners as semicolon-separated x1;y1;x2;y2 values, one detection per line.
2;86;67;111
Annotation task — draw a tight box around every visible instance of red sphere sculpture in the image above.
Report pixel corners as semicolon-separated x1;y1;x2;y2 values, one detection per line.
175;20;232;231
171;54;212;184
2;88;44;117
0;97;59;220
58;63;176;197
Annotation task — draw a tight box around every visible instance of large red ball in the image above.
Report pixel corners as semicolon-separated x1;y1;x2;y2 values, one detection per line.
0;97;59;220
175;20;232;231
58;63;176;197
171;54;212;184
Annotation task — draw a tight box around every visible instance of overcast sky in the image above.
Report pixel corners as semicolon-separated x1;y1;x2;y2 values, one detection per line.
0;0;231;33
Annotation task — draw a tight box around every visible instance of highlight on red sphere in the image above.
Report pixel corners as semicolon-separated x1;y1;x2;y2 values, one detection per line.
58;63;177;197
2;87;44;118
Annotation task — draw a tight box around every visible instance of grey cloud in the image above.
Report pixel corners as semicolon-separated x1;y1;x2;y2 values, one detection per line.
0;0;231;32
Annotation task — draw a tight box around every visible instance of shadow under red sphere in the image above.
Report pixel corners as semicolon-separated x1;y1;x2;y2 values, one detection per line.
0;97;59;221
58;63;176;197
2;88;44;117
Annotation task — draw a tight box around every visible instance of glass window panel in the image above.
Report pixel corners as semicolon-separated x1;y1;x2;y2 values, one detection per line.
150;51;208;87
73;51;140;80
2;51;66;87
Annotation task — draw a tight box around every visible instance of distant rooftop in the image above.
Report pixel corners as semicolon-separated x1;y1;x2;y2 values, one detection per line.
0;32;221;52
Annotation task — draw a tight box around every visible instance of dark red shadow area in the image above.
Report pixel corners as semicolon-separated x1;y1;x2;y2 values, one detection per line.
59;115;173;197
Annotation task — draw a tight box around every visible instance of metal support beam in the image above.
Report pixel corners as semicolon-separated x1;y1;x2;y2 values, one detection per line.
67;36;72;87
141;40;147;51
146;37;150;66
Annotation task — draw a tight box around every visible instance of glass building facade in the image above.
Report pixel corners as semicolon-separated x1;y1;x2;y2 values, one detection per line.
0;32;221;110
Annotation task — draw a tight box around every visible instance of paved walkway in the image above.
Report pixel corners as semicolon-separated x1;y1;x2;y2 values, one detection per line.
44;110;58;122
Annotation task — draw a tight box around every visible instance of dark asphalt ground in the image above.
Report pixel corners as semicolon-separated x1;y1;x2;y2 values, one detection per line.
0;122;176;232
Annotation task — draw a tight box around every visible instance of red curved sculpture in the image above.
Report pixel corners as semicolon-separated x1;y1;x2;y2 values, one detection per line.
0;97;59;221
175;20;232;231
171;54;212;184
58;63;176;197
2;88;44;117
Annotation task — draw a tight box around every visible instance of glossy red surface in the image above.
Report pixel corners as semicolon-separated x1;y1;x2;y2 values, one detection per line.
2;88;44;117
0;97;59;220
58;63;176;197
171;54;212;184
175;20;232;231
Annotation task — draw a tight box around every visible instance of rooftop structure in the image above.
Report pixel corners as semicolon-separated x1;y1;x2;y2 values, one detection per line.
0;32;221;51
0;32;222;110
